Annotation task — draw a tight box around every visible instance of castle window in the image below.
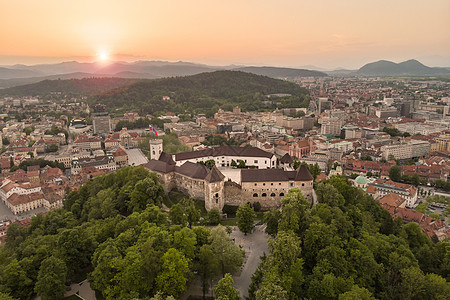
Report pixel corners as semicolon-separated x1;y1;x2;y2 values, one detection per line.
253;193;258;197
279;183;281;185
254;160;258;163
302;183;305;186
215;193;219;198
263;183;265;186
216;198;218;204
290;183;294;187
270;193;276;197
271;183;273;186
280;192;284;196
262;193;267;197
254;183;257;186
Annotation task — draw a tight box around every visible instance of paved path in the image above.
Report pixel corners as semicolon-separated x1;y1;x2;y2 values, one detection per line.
64;280;96;300
230;225;269;299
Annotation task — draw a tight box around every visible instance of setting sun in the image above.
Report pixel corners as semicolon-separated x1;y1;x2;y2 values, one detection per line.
98;51;109;61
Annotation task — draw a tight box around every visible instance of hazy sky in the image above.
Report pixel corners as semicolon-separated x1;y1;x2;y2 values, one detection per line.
1;0;449;69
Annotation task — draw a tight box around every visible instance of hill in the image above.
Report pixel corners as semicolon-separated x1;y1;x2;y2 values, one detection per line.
0;77;139;97
0;67;44;79
356;59;450;76
94;70;310;116
233;66;327;78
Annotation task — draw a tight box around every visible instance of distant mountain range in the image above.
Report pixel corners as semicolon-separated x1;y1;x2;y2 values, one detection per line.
0;59;448;89
0;61;327;88
355;59;450;76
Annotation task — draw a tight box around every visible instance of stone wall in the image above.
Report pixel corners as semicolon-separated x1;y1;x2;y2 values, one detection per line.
223;181;243;206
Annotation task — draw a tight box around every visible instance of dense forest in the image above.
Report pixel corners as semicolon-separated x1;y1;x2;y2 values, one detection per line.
94;71;310;116
251;177;450;299
0;71;310;116
1;169;448;300
0;167;243;300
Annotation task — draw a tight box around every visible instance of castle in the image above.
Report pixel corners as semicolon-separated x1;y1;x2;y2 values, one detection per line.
143;140;313;211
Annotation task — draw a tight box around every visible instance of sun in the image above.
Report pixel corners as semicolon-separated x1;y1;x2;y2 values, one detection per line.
98;51;109;61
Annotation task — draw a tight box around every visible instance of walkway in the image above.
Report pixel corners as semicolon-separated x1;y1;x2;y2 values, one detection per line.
230;224;269;298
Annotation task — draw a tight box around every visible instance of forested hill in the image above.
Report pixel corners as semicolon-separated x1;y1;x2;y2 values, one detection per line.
94;70;310;116
0;77;139;97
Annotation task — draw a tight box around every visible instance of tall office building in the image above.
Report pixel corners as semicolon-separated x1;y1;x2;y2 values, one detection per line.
318;98;331;114
92;104;111;135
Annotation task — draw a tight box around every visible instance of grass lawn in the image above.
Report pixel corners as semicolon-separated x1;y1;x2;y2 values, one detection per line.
220;218;238;226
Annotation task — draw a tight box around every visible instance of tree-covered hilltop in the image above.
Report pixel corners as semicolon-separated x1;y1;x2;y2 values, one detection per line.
0;77;138;98
0;166;243;300
253;177;450;300
0;71;310;116
94;70;310;116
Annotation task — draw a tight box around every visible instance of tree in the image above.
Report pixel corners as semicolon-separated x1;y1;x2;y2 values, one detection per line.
129;175;165;212
156;248;190;297
173;227;197;260
0;292;17;300
389;165;401;182
236;203;256;235
169;203;187;226
196;245;220;299
255;282;288;300
34;256;67;300
231;160;237;167
206;209;221;225
1;259;33;300
263;209;281;236
238;160;246;168
57;227;97;277
149;292;176;300
339;285;375;300
182;198;200;228
210;226;244;277
214;273;240;300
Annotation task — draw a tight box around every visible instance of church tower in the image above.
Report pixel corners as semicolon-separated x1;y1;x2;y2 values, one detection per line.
149;139;163;160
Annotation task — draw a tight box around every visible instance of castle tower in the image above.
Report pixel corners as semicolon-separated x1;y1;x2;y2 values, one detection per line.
149;139;163;160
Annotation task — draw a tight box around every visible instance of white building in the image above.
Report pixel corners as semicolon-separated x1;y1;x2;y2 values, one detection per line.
173;145;277;169
319;117;343;136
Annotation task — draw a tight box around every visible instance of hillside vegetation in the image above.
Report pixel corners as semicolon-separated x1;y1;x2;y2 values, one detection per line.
0;167;243;300
250;176;450;299
0;71;310;116
95;70;310;116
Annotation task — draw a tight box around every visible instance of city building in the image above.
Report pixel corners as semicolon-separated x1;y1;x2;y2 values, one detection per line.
319;117;343;136
93;114;111;135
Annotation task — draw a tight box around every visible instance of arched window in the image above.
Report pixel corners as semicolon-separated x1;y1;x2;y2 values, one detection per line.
262;193;267;197
215;193;219;198
280;192;285;197
253;193;258;197
270;193;276;197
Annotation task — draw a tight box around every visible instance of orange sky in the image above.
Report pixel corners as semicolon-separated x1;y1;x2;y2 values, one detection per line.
1;0;449;68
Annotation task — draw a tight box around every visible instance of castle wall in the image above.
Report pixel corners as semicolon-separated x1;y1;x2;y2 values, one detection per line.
205;181;224;211
223;182;243;206
149;169;313;212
